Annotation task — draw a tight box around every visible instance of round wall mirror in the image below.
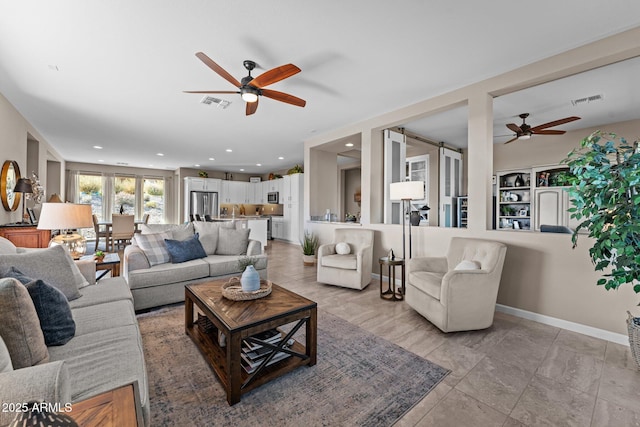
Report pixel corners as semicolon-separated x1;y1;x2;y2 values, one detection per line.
1;160;21;211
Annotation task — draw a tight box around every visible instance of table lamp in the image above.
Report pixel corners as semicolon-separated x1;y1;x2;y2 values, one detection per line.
390;181;425;259
37;203;93;258
13;178;32;224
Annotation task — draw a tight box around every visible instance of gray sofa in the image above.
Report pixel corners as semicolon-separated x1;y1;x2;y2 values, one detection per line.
124;221;267;310
0;239;149;426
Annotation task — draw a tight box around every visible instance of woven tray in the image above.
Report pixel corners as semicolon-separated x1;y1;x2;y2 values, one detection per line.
222;277;272;301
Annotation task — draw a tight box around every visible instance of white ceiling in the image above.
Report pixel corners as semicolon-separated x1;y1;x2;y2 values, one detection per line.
1;1;639;173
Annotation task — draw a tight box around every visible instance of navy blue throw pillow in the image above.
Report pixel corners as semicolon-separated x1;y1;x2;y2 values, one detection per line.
25;279;76;346
165;232;207;263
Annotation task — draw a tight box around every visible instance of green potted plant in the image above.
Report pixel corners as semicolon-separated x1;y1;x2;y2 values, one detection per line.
563;131;640;365
94;250;105;261
300;230;318;266
287;164;303;175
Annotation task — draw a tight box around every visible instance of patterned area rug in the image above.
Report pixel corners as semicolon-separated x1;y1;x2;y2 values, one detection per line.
137;304;449;427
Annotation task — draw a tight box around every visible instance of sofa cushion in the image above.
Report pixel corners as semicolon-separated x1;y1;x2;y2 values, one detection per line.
321;254;357;270
134;231;171;266
0;245;85;300
408;271;444;301
68;278;133;310
454;260;481;270
0;336;12;373
47;325;148;411
0;278;49;369
204;254;268;277
72;300;137;336
193;221;235;255
165;233;207;263
216;227;250;255
141;222;194;241
25;279;76;346
0;237;17;254
127;259;209;290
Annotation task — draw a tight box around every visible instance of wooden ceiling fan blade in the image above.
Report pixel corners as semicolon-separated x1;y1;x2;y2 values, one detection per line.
249;64;301;88
506;123;523;133
195;52;242;88
262;89;306;107
534;129;566;135
183;90;239;94
530;116;580;132
246;99;259;116
504;136;519;144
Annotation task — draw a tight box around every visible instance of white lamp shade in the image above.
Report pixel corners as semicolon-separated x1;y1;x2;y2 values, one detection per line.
390;181;425;201
37;203;93;230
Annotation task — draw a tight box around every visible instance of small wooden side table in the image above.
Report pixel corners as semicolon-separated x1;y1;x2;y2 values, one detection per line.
379;256;405;301
80;253;121;280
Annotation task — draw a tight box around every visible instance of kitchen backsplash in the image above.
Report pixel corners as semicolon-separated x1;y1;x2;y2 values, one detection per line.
219;203;283;217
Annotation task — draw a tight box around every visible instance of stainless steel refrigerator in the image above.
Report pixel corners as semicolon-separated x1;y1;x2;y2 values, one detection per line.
189;191;218;221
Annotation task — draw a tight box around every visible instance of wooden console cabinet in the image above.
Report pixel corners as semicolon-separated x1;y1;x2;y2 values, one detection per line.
0;225;51;248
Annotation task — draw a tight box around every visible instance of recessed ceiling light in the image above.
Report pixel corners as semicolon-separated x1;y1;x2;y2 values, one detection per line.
47;65;59;71
194;164;200;167
345;143;354;147
226;149;233;153
156;153;164;156
98;159;104;162
256;163;261;166
208;157;215;161
93;145;103;150
240;168;245;171
278;156;284;160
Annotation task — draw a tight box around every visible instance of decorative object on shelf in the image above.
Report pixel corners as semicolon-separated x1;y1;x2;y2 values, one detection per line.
354;189;361;204
563;131;640;294
300;230;318;266
410;211;422;226
514;174;525;187
287;164;303;175
37;203;93;258
345;213;357;222
26;171;45;204
48;193;63;203
222;277;272;300
94;250;105;262
388;249;395;260
1;160;20;212
390;181;425;260
13;177;33;224
26;207;37;224
198;170;208;178
119;204;124;214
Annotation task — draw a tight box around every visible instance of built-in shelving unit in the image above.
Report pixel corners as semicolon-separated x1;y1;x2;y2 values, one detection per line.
456;196;468;228
496;169;532;231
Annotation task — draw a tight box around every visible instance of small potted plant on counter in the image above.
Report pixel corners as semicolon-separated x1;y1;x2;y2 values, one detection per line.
301;230;318;266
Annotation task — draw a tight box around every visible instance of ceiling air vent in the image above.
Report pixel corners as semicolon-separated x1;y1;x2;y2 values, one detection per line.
571;94;604;106
200;95;231;109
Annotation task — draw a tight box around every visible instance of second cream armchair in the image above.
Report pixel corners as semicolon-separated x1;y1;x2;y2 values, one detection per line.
317;228;374;290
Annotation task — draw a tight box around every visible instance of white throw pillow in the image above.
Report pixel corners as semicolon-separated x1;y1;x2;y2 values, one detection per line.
454;260;481;271
335;242;351;255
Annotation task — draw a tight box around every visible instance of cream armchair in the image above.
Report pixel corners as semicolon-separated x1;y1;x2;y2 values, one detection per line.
406;237;507;333
317;228;374;290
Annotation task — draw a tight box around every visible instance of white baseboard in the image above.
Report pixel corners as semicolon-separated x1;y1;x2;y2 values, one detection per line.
496;304;629;346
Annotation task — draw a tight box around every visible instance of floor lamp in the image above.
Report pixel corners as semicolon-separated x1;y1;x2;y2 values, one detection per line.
390;181;425;260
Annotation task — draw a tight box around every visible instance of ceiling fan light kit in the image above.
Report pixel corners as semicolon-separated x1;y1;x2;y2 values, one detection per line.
185;52;306;115
504;113;580;144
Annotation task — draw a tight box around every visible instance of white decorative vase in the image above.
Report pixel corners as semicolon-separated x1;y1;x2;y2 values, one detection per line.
240;265;260;292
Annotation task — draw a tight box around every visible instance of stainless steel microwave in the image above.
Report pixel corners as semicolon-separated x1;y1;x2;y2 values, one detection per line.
267;191;279;204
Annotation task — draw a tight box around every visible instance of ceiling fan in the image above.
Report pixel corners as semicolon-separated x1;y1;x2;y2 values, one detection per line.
503;113;581;144
184;52;306;116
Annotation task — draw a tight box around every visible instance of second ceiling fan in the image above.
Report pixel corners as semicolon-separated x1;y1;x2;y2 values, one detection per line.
503;113;580;144
185;52;306;116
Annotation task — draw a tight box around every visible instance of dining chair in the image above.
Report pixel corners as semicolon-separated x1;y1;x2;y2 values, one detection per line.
92;214;109;251
110;214;135;251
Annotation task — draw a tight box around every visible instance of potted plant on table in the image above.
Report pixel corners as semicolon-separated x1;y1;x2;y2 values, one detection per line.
94;250;105;262
300;230;318;266
562;130;640;365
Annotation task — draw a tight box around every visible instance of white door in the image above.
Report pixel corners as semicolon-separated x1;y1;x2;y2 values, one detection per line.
439;147;462;227
383;129;406;224
407;154;429;224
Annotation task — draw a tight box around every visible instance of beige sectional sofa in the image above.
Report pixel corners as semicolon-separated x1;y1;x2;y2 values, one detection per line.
0;238;149;426
124;221;267;310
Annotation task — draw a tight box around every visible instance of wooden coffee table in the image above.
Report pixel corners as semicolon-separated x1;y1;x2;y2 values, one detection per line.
185;280;317;405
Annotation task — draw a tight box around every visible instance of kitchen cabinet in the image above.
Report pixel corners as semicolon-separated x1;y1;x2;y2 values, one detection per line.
185;177;220;192
271;217;285;240
220;180;249;204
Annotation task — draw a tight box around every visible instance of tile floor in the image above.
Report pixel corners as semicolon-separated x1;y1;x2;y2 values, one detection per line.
265;240;640;427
